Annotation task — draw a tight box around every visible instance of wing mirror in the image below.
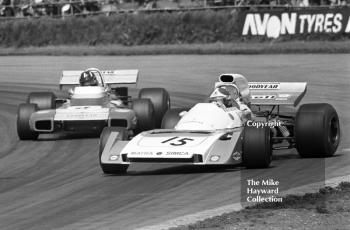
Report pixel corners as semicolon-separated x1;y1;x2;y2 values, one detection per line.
219;132;233;140
179;111;187;117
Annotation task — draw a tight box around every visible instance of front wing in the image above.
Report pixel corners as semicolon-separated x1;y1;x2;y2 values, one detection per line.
29;107;135;133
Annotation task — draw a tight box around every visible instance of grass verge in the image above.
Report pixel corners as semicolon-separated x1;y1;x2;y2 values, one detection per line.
171;182;350;230
1;40;350;56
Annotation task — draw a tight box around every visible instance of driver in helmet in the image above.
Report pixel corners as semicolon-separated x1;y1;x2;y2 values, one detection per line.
209;84;251;121
79;70;99;86
219;85;240;107
209;86;240;109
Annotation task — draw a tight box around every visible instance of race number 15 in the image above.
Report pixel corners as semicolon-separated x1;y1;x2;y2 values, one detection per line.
161;137;194;146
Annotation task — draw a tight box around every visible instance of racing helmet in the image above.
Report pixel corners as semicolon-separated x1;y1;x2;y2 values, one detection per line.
209;85;240;108
219;85;239;101
79;70;98;86
209;87;230;103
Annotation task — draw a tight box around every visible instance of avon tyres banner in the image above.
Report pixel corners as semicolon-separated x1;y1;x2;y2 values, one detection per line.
238;7;350;38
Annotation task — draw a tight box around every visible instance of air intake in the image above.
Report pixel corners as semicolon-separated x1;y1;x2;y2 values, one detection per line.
124;154;203;163
219;74;234;83
35;120;52;131
110;119;128;127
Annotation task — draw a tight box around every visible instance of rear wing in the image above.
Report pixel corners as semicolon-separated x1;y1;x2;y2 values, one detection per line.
59;69;139;90
248;82;307;106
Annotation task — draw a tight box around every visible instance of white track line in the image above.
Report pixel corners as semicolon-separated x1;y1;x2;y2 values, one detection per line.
137;174;350;230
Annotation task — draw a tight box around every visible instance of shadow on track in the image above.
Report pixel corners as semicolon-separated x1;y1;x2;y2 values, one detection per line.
38;132;100;141
103;164;243;177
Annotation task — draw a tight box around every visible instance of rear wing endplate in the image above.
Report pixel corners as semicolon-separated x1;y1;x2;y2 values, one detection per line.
248;82;307;107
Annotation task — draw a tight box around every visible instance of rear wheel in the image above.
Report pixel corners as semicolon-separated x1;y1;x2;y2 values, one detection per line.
27;92;56;110
161;108;189;129
243;126;272;168
139;88;170;128
99;127;129;174
17;103;39;140
132;99;155;134
295;103;340;157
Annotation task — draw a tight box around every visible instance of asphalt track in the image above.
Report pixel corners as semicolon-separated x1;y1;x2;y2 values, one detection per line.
0;55;349;230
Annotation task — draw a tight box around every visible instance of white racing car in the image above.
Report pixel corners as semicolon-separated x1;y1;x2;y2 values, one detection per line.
99;74;340;174
17;68;170;140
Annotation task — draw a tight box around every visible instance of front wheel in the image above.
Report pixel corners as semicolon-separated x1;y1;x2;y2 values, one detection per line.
17;103;39;140
243;126;272;169
295;103;340;157
139;88;170;128
132;98;155;134
99;127;129;174
161;108;189;129
27;92;56;110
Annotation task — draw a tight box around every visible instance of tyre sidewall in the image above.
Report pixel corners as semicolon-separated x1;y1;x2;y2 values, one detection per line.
17;103;39;140
132;98;155;134
161;108;189;129
295;103;340;157
139;88;170;128
243;126;272;168
27;92;56;110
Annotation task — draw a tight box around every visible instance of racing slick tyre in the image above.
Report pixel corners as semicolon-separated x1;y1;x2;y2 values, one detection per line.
161;108;189;129
132;99;156;134
99;127;129;174
139;88;170;128
17;103;39;140
27;92;56;110
295;103;340;158
243;126;272;169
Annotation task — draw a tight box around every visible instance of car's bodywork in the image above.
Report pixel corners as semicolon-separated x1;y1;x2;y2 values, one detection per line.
100;73;323;170
26;68;139;134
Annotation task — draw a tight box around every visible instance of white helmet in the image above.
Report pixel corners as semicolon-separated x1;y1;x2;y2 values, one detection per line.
210;85;239;100
209;87;230;101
